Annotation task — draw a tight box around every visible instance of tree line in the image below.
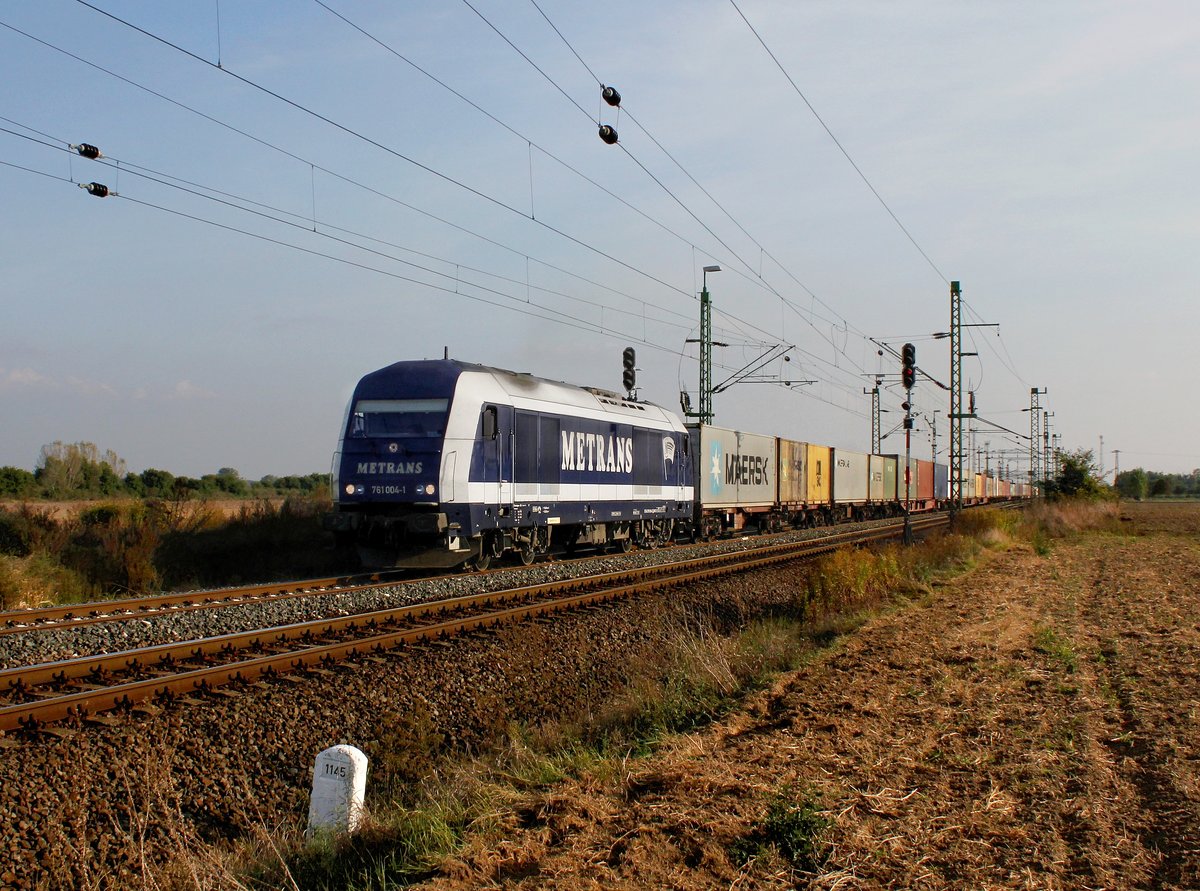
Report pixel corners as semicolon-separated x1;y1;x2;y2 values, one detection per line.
1113;467;1200;500
0;441;329;501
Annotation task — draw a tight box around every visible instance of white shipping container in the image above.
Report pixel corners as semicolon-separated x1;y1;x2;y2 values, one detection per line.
833;448;870;503
693;426;777;508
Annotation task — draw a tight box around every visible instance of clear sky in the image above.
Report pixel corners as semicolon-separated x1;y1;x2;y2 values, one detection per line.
2;1;1197;480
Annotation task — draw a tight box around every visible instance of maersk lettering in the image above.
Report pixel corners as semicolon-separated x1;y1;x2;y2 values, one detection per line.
560;431;633;473
725;453;770;486
356;461;424;475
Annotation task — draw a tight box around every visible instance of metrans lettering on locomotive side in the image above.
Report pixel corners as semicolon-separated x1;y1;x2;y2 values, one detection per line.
560;430;634;473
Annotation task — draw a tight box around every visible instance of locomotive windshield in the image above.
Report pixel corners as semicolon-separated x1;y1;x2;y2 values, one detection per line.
349;398;449;438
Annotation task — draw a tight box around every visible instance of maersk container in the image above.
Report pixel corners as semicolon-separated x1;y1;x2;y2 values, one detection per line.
916;459;935;502
693;425;777;508
805;444;832;505
778;439;808;505
882;456;898;504
868;454;886;501
934;463;949;501
1001;479;1011;498
832;448;870;503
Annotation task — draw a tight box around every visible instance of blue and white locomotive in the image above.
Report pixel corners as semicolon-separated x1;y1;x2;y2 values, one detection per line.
324;360;694;568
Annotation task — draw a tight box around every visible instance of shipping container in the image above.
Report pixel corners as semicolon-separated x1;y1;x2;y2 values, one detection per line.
934;463;949;501
916;459;935;502
887;456;920;502
778;439;807;505
868;454;887;501
833;448;870;503
882;456;898;505
805;444;832;505
692;425;777;508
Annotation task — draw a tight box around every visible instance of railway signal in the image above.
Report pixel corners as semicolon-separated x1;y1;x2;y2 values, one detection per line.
622;347;636;393
901;342;916;390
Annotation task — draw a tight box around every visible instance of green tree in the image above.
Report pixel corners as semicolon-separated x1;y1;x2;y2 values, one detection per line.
1114;468;1148;500
1046;449;1110;500
0;466;38;498
139;468;175;497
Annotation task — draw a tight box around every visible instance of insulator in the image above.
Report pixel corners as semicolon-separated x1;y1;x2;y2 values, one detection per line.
82;182;110;198
601;85;621;107
74;143;102;160
598;124;618;145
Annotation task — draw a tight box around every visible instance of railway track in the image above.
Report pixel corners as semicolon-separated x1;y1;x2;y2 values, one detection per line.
0;569;410;634
0;513;948;733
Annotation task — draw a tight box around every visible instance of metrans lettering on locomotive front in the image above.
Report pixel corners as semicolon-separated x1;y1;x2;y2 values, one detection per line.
356;461;424;475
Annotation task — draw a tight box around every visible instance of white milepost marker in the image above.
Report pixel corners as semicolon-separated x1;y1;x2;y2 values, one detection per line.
307;744;368;838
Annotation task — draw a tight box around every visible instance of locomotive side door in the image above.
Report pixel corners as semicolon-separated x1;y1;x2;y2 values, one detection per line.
498;406;513;511
480;405;508;521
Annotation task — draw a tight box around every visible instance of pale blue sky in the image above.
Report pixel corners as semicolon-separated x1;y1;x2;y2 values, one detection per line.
2;1;1197;479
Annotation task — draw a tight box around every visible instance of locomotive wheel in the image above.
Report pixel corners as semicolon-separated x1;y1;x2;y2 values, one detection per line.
471;552;491;571
518;542;535;565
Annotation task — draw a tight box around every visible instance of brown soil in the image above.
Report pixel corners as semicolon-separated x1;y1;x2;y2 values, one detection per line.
421;502;1200;890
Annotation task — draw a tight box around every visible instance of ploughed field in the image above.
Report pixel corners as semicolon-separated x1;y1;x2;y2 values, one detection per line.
423;501;1200;890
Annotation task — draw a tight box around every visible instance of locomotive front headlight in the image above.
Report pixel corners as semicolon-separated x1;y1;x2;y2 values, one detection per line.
344;484;355;495
425;484;436;495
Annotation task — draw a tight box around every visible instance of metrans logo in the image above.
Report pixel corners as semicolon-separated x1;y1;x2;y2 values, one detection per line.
560;431;633;473
356;461;423;474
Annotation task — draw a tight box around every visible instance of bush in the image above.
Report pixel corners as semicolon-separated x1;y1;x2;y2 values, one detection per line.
0;553;90;609
0;511;32;557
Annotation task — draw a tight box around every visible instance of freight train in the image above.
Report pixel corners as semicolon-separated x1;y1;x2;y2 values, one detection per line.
323;359;1029;568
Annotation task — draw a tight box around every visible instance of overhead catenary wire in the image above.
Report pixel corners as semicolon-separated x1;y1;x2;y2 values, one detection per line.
0;19;683;319
728;0;949;287
305;1;882;402
13;6;1009;430
65;0;691;302
0;121;703;343
517;0;895;404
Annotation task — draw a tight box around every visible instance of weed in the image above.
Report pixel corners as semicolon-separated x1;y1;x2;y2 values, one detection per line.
1033;625;1077;673
731;785;830;873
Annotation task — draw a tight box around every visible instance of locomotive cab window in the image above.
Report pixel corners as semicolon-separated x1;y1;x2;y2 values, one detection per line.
349;399;448;438
481;405;498;440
